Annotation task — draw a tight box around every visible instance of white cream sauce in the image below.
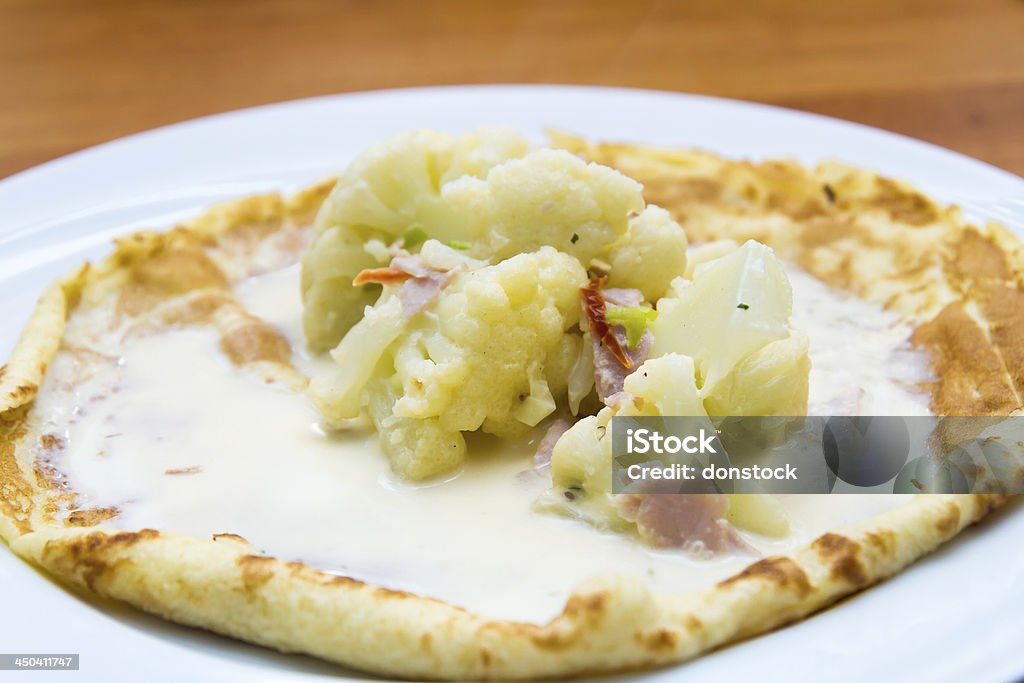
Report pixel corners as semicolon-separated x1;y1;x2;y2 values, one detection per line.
785;266;933;416
38;263;917;623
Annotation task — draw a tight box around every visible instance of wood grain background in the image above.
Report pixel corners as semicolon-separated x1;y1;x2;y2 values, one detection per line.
1;0;1022;179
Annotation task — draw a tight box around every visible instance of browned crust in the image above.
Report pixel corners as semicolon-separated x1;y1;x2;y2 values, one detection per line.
220;322;292;366
912;303;1018;414
65;507;119;527
718;556;812;597
0;163;1018;679
0;404;34;536
811;533;869;586
115;241;229;317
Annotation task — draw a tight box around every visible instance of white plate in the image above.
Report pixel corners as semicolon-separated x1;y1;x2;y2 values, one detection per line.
1;86;1022;683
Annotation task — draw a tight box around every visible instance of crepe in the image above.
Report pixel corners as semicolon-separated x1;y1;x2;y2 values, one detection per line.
0;135;1015;680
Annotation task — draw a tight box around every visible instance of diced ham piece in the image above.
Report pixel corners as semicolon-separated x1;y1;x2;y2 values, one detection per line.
390;254;436;278
615;493;752;555
398;271;455;318
354;254;457;319
532;418;574;471
601;288;645;308
592;327;651;402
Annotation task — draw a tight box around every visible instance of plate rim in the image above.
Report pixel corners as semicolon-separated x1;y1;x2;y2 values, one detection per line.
2;84;1022;190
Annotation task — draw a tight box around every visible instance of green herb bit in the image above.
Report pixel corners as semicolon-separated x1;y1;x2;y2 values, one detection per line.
605;305;658;349
570;232;580;244
448;239;471;251
402;226;429;249
737;303;750;310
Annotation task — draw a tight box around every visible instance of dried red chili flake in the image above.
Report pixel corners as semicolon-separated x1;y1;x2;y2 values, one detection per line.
580;277;632;369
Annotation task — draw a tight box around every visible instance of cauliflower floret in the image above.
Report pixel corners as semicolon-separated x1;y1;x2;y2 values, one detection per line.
545;243;808;539
546;354;706;529
547;412;619;528
314;128;531;246
365;378;466;482
302;128;532;350
310;246;588;479
683;239;739;279
702;332;810;416
546;355;795;539
392;247;585;436
650;240;795;398
441;149;644;263
606;205;688;302
301;129;656;350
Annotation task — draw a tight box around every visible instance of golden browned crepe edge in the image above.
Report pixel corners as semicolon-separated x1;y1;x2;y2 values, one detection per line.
0;163;1011;680
9;494;1002;680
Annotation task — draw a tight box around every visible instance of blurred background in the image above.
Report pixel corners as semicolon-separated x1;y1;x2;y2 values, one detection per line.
1;0;1022;178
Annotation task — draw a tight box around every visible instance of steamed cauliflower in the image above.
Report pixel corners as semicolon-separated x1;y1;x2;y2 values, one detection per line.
702;334;810;417
391;247;584;436
302;128;686;351
547;354;705;529
297;128;828;500
545;241;808;538
302;128;531;350
299;129;675;352
605;205;688;302
302;128;692;480
309;244;587;479
650;241;795;397
442;148;645;264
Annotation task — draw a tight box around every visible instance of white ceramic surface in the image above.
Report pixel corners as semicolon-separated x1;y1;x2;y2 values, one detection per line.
1;86;1022;683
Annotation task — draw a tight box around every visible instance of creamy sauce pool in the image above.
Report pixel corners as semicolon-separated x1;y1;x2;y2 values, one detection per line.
785;266;932;416
39;263;920;623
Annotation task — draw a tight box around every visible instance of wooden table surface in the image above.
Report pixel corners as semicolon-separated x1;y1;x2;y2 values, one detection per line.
2;0;1023;179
